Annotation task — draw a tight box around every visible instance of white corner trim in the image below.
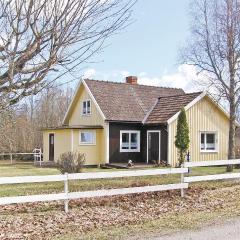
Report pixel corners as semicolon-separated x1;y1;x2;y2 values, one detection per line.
167;125;171;166
82;80;106;120
142;99;159;124
105;122;109;164
167;91;207;125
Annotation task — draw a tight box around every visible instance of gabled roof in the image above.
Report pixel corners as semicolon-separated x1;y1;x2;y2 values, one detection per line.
144;92;202;124
62;79;231;126
84;79;185;122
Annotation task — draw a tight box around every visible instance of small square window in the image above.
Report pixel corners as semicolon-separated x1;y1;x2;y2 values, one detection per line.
79;131;95;145
120;131;140;152
200;132;217;152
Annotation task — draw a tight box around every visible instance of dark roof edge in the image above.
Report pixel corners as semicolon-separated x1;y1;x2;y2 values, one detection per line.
42;125;104;130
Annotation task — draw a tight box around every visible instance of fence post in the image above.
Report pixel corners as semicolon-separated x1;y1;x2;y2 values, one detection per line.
64;173;69;213
181;163;185;197
39;149;42;167
10;153;13;164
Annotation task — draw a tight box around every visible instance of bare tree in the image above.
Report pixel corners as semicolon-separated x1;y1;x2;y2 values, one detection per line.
183;0;240;171
0;0;136;109
0;110;16;153
0;86;73;153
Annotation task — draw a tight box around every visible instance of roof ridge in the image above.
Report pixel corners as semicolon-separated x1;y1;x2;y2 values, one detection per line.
84;78;184;91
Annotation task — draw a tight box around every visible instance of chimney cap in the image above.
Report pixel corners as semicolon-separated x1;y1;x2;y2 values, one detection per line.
126;76;138;84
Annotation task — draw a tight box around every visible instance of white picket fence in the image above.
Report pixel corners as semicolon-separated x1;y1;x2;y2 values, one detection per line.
0;168;189;213
0;159;240;213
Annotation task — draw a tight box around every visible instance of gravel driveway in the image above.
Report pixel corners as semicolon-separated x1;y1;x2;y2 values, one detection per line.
147;217;240;240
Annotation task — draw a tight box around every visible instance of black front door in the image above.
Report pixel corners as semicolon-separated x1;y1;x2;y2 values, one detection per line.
147;131;160;163
49;133;54;161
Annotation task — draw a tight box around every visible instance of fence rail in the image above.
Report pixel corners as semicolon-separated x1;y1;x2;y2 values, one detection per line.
1;159;240;213
0;148;42;165
0;183;189;206
183;159;240;184
184;159;240;167
184;173;240;183
0;168;188;213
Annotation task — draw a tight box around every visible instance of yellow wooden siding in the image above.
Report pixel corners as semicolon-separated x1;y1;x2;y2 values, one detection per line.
72;129;105;165
43;130;71;162
43;128;106;164
68;85;104;126
168;96;229;166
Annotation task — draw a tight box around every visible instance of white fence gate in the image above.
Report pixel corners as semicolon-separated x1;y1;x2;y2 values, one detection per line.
0;148;42;165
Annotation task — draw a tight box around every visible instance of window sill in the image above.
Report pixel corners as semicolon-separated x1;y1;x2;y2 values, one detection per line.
200;150;218;153
120;149;140;153
81;114;91;117
79;143;96;146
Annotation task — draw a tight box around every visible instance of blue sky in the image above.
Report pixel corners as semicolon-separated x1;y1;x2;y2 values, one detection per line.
78;0;200;92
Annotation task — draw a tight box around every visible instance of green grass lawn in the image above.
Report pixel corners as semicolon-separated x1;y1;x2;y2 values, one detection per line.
1;161;240;240
0;161;239;198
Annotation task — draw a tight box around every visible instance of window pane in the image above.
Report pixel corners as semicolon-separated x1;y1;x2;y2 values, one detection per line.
122;133;129;149
81;132;93;143
201;133;205;150
50;135;54;144
206;134;215;150
130;133;138;149
87;101;91;114
83;101;86;114
206;134;214;143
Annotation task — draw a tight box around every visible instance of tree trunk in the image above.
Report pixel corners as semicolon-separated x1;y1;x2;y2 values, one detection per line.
227;93;236;172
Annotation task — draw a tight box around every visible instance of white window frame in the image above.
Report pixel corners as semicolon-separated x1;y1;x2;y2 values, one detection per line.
82;99;91;116
120;130;140;152
200;131;218;153
79;130;96;145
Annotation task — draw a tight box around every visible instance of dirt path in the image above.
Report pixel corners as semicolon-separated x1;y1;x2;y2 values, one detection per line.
147;217;240;240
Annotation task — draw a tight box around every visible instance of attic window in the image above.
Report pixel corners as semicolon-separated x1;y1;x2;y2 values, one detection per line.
82;100;91;115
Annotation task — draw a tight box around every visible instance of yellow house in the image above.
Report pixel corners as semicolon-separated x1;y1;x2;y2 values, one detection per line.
42;76;230;166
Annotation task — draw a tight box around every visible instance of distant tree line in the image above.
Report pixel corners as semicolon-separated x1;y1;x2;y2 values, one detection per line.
0;86;73;153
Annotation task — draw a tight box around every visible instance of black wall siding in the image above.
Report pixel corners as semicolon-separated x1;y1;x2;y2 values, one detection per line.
109;122;143;163
109;122;168;163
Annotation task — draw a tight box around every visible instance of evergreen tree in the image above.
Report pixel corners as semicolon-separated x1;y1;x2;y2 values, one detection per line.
175;108;190;166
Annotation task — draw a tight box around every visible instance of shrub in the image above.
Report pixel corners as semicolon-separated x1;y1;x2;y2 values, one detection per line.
57;151;85;174
175;108;190;166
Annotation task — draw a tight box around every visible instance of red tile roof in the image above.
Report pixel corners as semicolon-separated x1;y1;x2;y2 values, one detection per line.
145;92;202;124
85;79;185;122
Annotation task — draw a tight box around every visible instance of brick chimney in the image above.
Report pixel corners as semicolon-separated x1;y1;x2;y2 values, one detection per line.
126;76;138;84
